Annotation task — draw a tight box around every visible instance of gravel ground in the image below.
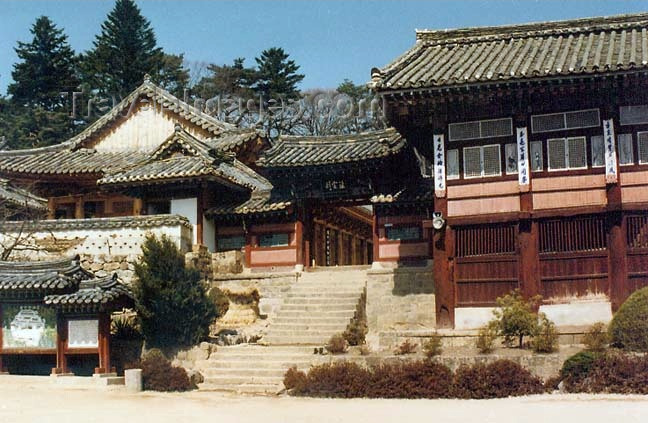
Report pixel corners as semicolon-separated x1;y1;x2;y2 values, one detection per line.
0;376;647;423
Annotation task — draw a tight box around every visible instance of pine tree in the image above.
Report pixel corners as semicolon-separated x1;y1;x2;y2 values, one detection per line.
253;47;304;100
81;0;164;96
8;16;79;110
193;58;256;100
133;234;217;349
155;53;190;97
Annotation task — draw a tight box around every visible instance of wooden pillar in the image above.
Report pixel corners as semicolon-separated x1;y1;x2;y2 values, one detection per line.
295;220;304;266
47;198;55;220
95;313;112;374
433;197;454;328
372;214;380;262
518;219;541;304
608;210;628;312
196;191;204;245
52;314;68;375
74;196;83;219
133;198;143;216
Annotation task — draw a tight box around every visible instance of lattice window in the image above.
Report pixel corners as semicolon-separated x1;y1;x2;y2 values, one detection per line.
386;226;421;241
455;223;517;257
531;109;600;133
639;132;648;164
540;216;606;253
618;134;634;165
449;118;512;141
258;233;289;247
447;149;459;179
547;137;587;170
530;141;543;171
591;135;605;167
463;145;501;178
217;235;246;251
505;143;518;174
620;105;648;125
627;215;648;249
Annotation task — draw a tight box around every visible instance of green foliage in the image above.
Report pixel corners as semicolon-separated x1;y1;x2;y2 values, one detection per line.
560;351;600;391
476;321;499;354
608;286;648;352
193;58;256;100
394;339;417;355
139;349;192;392
493;289;542;348
576;351;648;394
207;287;230;319
583;322;609;352
133;234;217;349
252;47;304;100
155;53;190;97
81;0;164;96
326;334;348;354
8;16;79;110
422;334;443;358
343;291;367;346
452;360;545;399
111;315;142;340
531;314;559;353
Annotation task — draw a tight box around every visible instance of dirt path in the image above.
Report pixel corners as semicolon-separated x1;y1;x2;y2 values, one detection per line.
0;376;647;423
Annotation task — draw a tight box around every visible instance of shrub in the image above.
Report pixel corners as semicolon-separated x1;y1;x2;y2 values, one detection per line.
132;234;218;349
139;349;192;392
531;314;558;353
208;287;230;318
584;351;648;394
608;286;648;352
452;359;545;399
493;289;541;348
394;339;417;355
367;361;453;399
476;321;499;354
560;351;600;392
544;375;562;392
326;334;348;354
583;322;609;352
283;366;307;391
296;361;370;398
343;291;367;346
111;314;142;340
422;334;442;358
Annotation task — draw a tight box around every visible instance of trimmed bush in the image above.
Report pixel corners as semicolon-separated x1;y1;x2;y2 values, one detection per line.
422;334;443;358
283;366;307;391
584;351;648;394
326;334;348;354
560;351;600;392
394;339;417;355
296;361;370;398
493;289;542;348
476;321;499;354
452;360;545;399
139;349;192;392
367;361;453;399
583;322;609;352
208;287;230;318
608;286;648;352
133;234;218;349
531;314;558;353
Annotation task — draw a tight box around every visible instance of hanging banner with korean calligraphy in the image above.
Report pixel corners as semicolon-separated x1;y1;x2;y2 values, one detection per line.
603;119;618;184
433;134;446;197
516;127;530;187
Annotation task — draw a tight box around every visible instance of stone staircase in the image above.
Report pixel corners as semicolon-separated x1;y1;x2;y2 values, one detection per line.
263;267;367;345
198;266;368;394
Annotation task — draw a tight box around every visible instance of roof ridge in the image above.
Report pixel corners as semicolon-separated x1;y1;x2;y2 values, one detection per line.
416;12;648;44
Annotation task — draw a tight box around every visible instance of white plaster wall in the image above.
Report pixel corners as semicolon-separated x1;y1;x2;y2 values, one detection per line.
539;301;613;326
454;307;498;330
203;216;216;252
171;198;198;244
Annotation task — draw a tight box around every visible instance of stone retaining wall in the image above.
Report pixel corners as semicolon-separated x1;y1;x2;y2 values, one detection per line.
80;254;137;283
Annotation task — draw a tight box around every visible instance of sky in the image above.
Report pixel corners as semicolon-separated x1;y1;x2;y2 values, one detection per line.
1;0;647;95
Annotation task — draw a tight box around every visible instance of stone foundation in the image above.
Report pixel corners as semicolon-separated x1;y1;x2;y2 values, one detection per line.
80;254;137;283
366;263;435;351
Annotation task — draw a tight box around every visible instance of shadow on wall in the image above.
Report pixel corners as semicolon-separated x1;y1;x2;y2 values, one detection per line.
391;265;435;296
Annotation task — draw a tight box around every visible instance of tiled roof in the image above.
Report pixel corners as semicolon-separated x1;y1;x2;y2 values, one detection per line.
0;146;146;176
371;13;648;91
0;178;47;210
0;214;192;233
98;128;272;192
0;256;92;296
44;274;133;312
370;182;434;204
257;128;406;168
206;194;292;217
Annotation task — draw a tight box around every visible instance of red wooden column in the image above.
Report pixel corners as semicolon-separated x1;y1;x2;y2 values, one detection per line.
372;214;380;262
295;220;305;267
518;219;541;304
433;197;455;328
95;313;112;374
52;314;68;375
608;210;628;312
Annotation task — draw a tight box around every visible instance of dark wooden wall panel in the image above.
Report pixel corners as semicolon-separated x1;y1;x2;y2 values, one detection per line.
539;251;608;299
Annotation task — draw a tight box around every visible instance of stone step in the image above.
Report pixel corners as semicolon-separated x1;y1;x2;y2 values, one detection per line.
262;336;331;345
281;299;358;306
199;383;282;394
265;328;341;336
210;345;315;355
270;323;347;331
207;352;314;361
273;316;353;324
202;368;291;378
285;292;362;299
203;375;283;385
203;360;313;369
274;311;355;319
279;304;357;311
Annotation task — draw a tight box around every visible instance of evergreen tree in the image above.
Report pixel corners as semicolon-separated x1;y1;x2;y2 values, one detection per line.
193;58;256;100
252;47;304;100
155;53;190;97
81;0;164;96
8;16;79;110
133;234;217;349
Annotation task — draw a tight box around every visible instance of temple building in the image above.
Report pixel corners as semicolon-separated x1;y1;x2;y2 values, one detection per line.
0;12;648;344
